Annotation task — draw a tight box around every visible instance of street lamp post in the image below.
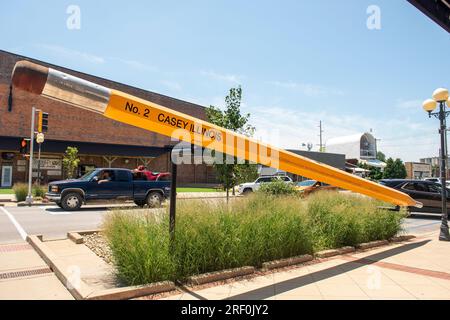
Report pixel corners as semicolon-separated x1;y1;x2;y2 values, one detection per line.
423;88;450;241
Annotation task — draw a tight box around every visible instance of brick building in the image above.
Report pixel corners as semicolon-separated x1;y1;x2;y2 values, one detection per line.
404;162;432;180
0;50;217;187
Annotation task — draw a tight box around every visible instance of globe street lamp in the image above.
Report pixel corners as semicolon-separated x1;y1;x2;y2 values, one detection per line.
423;88;450;241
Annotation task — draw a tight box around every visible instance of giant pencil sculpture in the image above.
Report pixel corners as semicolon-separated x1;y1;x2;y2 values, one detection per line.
11;60;421;208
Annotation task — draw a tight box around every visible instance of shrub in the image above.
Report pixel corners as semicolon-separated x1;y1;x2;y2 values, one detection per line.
103;192;404;285
32;184;46;198
13;183;28;202
172;196;312;279
257;179;297;196
103;211;175;285
306;191;404;250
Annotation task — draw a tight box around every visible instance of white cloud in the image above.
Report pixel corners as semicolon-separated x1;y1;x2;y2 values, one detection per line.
36;44;105;64
111;58;157;72
395;99;423;110
200;70;243;84
268;81;345;97
242;104;438;162
160;80;182;91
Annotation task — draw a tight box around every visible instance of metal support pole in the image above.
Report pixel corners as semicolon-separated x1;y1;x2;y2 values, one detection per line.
37;143;41;185
438;102;450;241
169;156;177;243
26;106;35;205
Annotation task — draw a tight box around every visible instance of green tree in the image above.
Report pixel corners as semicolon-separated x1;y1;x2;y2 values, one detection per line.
63;146;80;179
206;86;256;202
234;163;259;185
382;157;407;179
377;151;386;162
357;162;383;181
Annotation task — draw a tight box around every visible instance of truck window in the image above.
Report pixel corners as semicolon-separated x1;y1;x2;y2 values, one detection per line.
98;170;115;182
116;170;131;182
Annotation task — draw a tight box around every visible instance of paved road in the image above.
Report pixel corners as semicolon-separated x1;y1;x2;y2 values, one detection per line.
0;204;149;243
0;203;445;244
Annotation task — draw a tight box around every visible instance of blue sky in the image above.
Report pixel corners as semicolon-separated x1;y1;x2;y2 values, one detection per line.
1;0;449;161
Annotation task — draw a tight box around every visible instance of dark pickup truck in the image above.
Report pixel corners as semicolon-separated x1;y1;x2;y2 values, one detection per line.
45;168;171;211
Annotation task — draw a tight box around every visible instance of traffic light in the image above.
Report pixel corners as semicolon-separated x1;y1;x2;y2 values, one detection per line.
19;138;28;154
38;111;49;133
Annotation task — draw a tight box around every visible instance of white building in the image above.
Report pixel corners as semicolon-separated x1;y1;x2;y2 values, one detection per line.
326;132;386;169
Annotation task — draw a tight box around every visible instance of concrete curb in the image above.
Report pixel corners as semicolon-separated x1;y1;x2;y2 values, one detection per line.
67;232;84;244
316;246;356;258
187;266;255;285
27;235;94;300
75;229;103;236
17;202;52;207
389;235;416;242
356;240;389;250
87;281;175;300
262;254;313;271
68;230;104;244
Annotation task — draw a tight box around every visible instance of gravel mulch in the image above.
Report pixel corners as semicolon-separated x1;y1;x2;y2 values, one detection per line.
83;232;114;265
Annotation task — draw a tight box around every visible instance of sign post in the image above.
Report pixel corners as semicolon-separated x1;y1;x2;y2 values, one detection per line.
36;132;45;184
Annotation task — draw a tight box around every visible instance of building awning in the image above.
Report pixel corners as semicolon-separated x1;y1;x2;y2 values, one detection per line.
360;159;387;168
408;0;450;33
0;136;169;158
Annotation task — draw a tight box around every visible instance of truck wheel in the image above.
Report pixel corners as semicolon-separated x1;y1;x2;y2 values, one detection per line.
56;202;63;208
146;192;163;208
61;192;83;211
243;188;253;195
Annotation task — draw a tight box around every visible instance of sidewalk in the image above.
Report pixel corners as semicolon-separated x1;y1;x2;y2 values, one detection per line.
159;231;450;300
0;242;73;300
2;230;450;300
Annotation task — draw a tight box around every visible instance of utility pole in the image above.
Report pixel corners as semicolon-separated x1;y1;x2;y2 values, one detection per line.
318;121;324;152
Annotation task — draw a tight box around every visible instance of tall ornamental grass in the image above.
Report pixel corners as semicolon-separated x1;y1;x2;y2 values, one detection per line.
103;191;404;285
13;183;28;202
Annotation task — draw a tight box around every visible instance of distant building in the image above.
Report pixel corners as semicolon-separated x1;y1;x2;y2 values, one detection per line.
420;157;448;178
405;162;432;179
326;132;386;171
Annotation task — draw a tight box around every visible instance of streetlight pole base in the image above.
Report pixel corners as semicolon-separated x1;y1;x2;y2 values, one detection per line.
439;226;450;241
25;195;33;206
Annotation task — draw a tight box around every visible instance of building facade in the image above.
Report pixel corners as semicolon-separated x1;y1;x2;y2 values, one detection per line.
420;157;449;178
0;50;218;187
405;162;432;179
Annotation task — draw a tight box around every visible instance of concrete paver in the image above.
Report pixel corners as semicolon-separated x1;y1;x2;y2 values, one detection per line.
0;242;72;300
0;274;73;300
164;232;450;300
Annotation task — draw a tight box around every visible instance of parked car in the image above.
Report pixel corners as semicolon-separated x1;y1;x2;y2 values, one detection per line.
295;180;338;196
424;177;440;183
238;175;293;195
45;168;171;210
379;179;450;214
